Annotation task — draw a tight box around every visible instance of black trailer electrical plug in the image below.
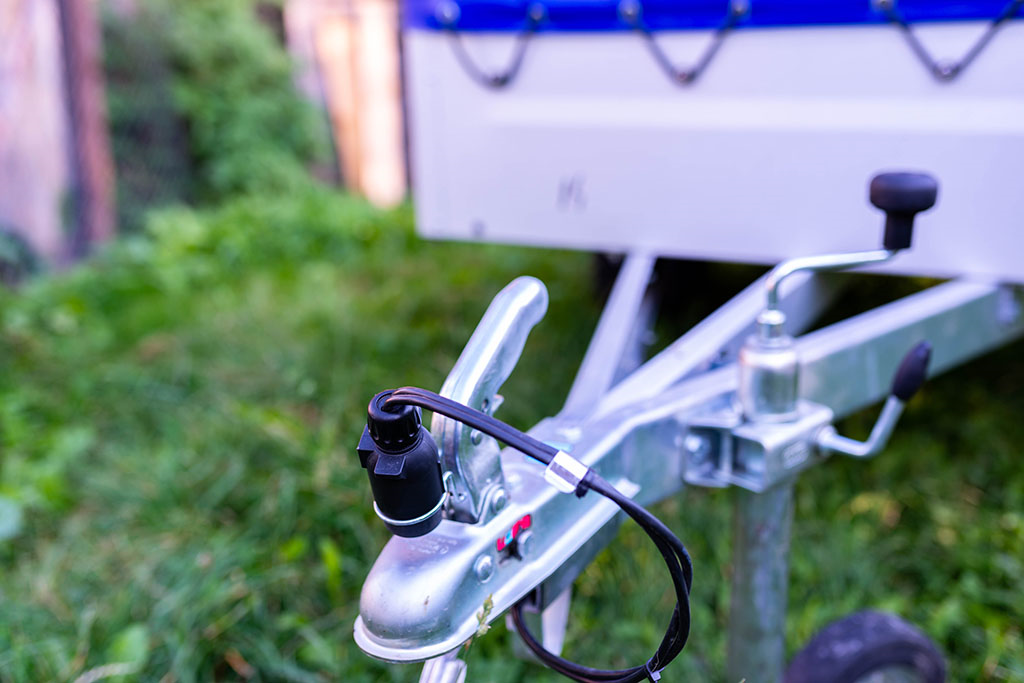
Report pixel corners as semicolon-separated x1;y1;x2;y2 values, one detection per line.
357;391;445;537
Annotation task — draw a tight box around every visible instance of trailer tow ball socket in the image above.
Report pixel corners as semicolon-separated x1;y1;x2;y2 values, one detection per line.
357;390;446;537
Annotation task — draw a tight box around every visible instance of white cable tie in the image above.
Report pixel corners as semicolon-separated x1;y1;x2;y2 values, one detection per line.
544;450;589;494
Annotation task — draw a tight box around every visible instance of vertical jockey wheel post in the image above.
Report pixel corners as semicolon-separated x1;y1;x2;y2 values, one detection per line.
728;171;938;682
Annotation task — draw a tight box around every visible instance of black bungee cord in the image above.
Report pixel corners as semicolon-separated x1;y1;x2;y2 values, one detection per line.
385;386;693;683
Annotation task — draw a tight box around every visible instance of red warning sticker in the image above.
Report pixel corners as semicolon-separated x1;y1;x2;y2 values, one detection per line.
496;514;532;552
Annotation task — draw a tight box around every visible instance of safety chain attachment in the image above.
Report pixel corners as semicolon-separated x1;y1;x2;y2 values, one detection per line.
875;0;1023;82
437;0;1021;89
436;0;546;89
618;0;749;85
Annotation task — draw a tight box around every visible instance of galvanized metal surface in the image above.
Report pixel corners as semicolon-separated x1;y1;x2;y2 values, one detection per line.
594;270;844;420
763;249;895;312
560;251;656;420
739;247;901;423
738;332;800;422
432;276;548;524
797;280;1021;417
355;277;1024;670
726;481;794;683
817;395;906;458
354;461;642;661
418;651;467;683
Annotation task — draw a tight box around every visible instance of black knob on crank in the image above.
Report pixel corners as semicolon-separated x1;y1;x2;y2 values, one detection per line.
891;340;932;402
869;172;939;251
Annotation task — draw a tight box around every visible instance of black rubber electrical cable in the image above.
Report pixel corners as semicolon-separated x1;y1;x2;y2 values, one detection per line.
512;473;690;682
385;387;693;683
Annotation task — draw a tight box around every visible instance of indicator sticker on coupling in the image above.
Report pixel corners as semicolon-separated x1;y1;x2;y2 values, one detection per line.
496;514;532;552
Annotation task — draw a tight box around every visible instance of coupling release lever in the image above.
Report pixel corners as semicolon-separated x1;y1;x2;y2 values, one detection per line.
433;277;548;523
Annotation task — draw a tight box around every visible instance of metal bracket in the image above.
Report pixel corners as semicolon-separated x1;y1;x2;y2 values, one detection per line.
686;401;833;493
418;650;467;683
560;251;657;421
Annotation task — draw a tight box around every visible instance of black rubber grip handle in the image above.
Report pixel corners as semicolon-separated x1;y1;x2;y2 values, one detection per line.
869;172;939;250
891;341;932;402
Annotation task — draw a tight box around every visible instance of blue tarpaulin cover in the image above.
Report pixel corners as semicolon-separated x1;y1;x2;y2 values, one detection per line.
403;0;1022;32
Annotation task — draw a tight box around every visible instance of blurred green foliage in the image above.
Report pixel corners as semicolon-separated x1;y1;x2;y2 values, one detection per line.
102;0;326;232
0;186;595;681
103;2;194;234
166;0;324;201
0;185;1020;681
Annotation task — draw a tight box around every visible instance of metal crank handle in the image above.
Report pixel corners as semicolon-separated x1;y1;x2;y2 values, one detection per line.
740;171;938;423
434;276;548;523
760;171;939;329
816;340;932;458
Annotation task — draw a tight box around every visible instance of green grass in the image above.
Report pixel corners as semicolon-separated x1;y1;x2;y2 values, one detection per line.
0;186;1021;681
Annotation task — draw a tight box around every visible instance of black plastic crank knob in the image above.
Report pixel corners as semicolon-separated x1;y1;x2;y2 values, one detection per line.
869;172;939;250
356;391;445;537
890;341;932;402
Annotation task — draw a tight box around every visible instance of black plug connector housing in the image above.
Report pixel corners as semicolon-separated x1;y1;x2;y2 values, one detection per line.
357;391;445;537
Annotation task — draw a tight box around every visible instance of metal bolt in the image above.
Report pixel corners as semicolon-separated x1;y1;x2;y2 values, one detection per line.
470;429;484;446
618;0;641;24
474;555;494;583
491;488;507;514
518;532;533;558
935;61;959;81
684;433;711;462
434;0;460;26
